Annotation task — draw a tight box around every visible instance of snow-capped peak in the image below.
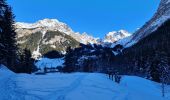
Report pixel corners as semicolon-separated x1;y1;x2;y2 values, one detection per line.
36;18;61;27
15;18;74;35
16;18;62;28
104;30;131;43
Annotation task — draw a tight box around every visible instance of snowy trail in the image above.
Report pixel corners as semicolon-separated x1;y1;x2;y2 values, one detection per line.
0;70;170;100
43;73;87;100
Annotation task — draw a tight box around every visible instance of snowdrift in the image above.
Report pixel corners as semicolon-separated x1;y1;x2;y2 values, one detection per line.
0;64;14;76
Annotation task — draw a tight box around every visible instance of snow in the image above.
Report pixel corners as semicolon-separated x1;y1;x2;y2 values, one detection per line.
120;76;163;97
15;18;74;36
167;0;170;4
0;70;170;100
0;64;14;76
104;30;131;43
78;32;99;44
125;39;137;48
103;30;133;48
129;15;170;48
0;65;170;100
112;51;119;55
131;0;170;44
109;35;136;48
35;58;64;69
0;65;16;100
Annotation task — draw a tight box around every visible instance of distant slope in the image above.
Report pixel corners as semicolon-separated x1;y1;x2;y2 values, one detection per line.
17;30;80;58
131;0;170;42
104;30;131;43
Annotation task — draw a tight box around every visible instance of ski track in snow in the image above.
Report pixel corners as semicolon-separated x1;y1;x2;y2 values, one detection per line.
43;74;87;100
0;71;170;100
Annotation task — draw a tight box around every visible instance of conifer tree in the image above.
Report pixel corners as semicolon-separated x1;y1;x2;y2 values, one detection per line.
22;49;37;74
0;0;17;70
63;47;75;72
158;52;170;97
0;0;7;64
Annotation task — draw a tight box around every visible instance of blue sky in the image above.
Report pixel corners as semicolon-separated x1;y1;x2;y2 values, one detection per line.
8;0;160;38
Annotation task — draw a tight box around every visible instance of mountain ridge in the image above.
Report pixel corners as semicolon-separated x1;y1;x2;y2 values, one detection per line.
131;0;170;42
15;18;131;58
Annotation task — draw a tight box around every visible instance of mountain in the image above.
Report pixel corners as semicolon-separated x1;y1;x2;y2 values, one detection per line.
15;19;130;58
104;30;131;43
130;0;170;43
15;19;99;58
15;19;98;45
102;30;131;48
15;19;80;58
15;19;73;35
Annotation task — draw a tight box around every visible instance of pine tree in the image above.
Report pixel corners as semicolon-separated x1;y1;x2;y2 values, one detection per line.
83;59;91;72
0;0;17;70
63;47;75;72
158;52;170;97
149;55;160;82
0;0;8;64
23;49;37;74
17;49;37;74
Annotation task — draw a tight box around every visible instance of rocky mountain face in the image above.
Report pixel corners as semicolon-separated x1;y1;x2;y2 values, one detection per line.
15;19;101;58
131;0;170;42
15;19;99;44
15;19;80;58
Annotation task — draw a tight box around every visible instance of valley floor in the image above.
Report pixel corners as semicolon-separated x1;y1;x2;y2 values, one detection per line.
0;66;170;100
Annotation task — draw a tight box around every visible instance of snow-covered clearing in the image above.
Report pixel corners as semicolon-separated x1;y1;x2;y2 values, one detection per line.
35;58;64;69
0;65;170;100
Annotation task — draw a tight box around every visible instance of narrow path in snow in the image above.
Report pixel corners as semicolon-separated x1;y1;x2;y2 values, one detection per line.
44;73;87;100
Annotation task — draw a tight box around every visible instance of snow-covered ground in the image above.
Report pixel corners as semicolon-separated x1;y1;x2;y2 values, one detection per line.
0;65;170;100
35;58;64;69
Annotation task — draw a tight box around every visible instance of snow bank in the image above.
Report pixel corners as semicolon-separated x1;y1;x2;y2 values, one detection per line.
120;76;161;96
0;65;16;100
0;64;14;76
120;76;170;99
35;58;64;69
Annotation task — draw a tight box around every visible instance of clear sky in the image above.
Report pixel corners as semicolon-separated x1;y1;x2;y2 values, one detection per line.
7;0;160;38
